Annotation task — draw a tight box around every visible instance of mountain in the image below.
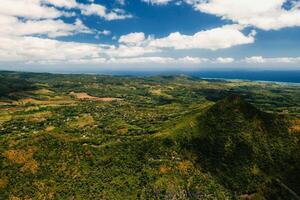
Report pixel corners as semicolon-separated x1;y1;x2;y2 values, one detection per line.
183;95;300;199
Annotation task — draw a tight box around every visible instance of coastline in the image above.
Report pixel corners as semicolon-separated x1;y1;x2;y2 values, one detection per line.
200;77;300;86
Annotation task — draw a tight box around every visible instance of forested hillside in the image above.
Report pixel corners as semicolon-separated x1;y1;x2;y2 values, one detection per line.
0;71;299;199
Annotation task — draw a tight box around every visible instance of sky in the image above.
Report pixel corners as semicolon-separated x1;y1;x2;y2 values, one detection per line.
0;0;300;72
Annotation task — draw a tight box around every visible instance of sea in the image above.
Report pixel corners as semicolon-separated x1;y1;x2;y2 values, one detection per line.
95;70;300;84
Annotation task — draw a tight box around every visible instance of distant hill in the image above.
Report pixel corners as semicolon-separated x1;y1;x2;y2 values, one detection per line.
0;72;36;100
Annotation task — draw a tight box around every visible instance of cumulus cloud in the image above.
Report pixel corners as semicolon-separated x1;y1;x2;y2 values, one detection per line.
119;32;146;45
79;4;106;16
0;0;136;63
0;34;158;63
143;0;300;30
78;3;132;20
1;32;299;68
187;0;300;30
44;0;78;9
1;0;61;19
0;0;96;45
0;21;257;64
142;0;174;5
98;30;111;36
0;0;133;41
30;55;300;66
178;56;209;64
215;57;235;63
0;16;91;38
244;56;300;63
118;25;255;51
26;56;218;65
0;36;102;62
106;56;209;65
150;25;256;50
1;0;132;21
106;45;158;58
244;56;266;63
0;0;135;64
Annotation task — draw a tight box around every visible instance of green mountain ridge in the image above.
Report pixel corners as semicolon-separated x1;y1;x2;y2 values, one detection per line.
150;95;299;199
184;95;299;199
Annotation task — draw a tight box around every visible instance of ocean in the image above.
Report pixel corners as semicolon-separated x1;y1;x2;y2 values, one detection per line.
96;70;300;84
190;71;300;84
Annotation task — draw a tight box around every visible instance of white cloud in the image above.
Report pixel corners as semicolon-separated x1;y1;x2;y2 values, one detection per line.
44;56;211;65
108;56;207;65
148;25;255;50
1;34;299;68
178;56;209;64
44;0;78;9
79;3;106;16
0;34;156;63
244;56;300;64
1;0;132;21
0;16;91;38
189;0;300;30
0;0;135;62
0;0;94;40
0;23;257;64
1;0;61;19
143;0;300;30
215;57;235;63
99;30;111;36
78;3;132;20
0;0;136;65
244;56;266;63
104;11;132;21
119;32;146;45
110;56;208;65
94;56;300;65
117;25;255;54
142;0;173;5
108;57;175;64
0;36;102;62
106;45;158;57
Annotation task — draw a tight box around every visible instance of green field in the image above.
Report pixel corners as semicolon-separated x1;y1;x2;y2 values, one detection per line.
0;71;299;200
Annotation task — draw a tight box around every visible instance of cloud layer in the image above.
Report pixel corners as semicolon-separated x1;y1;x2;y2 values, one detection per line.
0;0;299;69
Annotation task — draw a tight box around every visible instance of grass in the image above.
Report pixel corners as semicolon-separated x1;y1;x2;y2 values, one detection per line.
68;114;95;129
70;92;122;102
0;112;12;123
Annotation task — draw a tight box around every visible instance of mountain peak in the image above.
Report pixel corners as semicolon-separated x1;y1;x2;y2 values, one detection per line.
207;94;261;120
191;95;293;194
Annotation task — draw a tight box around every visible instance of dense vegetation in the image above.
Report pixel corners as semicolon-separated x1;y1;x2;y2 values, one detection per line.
0;72;36;99
0;71;299;199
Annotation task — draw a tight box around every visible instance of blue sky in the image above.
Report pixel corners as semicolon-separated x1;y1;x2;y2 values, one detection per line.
0;0;300;72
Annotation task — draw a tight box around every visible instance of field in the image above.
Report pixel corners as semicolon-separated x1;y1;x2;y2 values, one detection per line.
0;71;299;199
